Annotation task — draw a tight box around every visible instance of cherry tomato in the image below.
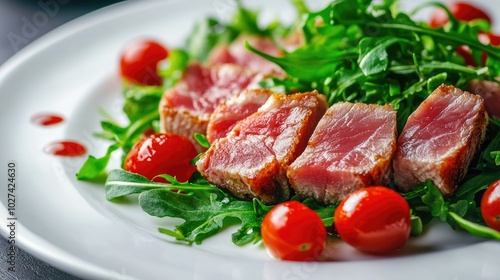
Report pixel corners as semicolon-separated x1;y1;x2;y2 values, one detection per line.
261;201;327;261
334;186;411;254
453;31;500;67
481;179;500;231
479;32;500;46
479;32;500;65
455;45;478;67
429;2;491;28
120;40;168;86
124;133;198;182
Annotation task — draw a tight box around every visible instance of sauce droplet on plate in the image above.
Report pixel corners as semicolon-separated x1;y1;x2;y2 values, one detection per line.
44;141;87;157
31;113;64;126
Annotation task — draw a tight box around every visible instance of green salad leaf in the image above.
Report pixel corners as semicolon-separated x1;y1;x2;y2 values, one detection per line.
104;170;339;245
250;0;498;130
140;189;262;245
79;0;500;246
104;169;263;245
185;0;280;62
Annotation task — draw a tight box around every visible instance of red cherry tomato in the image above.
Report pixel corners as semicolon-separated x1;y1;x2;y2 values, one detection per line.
479;32;500;65
481;179;500;231
429;2;492;28
484;33;500;46
120;40;168;86
479;32;500;46
334;186;411;254
124;133;198;182
261;201;327;261
455;45;478;67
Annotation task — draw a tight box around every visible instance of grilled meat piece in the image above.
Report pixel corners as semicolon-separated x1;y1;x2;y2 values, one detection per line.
393;84;488;195
467;79;500;119
197;91;327;204
287;102;397;205
206;89;272;143
159;63;262;151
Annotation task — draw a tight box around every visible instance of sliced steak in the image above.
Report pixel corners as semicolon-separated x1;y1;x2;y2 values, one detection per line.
206;89;273;143
159;63;262;151
287;102;397;205
208;35;286;77
393;84;488;195
196;91;327;204
466;79;500;119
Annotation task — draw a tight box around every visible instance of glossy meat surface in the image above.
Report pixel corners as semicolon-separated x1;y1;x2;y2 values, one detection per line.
287;102;397;204
159;63;262;151
197;91;327;204
206;89;272;143
393;84;488;195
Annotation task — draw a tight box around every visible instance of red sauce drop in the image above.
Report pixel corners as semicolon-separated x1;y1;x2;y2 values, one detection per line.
32;113;64;126
44;141;87;157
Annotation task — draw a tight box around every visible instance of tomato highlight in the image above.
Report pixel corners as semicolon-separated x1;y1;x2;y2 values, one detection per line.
261;201;326;261
481;179;500;232
124;133;198;182
120;40;168;86
429;2;491;28
334;186;411;254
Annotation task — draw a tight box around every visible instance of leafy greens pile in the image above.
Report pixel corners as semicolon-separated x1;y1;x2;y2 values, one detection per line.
78;0;500;245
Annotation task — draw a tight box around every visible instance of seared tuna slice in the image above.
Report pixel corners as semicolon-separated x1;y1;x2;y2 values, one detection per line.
206;89;273;143
393;84;488;195
466;79;500;119
159;63;262;151
197;91;327;204
287;102;397;205
196;135;288;203
208;35;286;77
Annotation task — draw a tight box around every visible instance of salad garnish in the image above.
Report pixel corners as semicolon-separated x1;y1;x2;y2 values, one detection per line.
77;0;500;259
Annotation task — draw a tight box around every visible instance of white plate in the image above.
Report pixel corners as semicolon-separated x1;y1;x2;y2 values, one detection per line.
1;0;499;279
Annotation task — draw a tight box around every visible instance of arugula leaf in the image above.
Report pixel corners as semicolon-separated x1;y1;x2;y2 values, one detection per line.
245;41;357;82
405;175;500;239
302;197;336;227
229;1;272;36
103;169;264;245
186;18;238;62
105;169;166;200
454;130;500;201
77;109;159;180
76;143;120;181
185;1;278;62
493;151;500;166
358;36;408;76
420;180;448;221
122;85;164;124
410;215;423;236
454;172;495;201
160;49;190;89
139;189;262;245
479;131;500;167
291;0;309;15
104;169;218;201
449;212;500;240
194;133;210;149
